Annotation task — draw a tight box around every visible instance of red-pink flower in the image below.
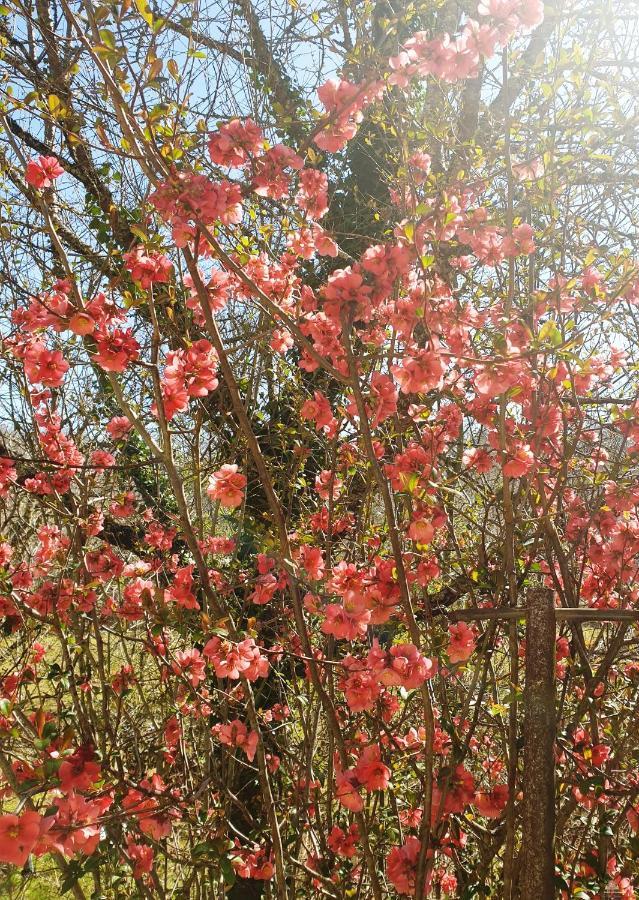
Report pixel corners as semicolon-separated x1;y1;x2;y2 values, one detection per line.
231;844;274;880
386;836;422;896
327;823;359;858
25;155;64;188
300;390;337;436
122;787;174;841
59;749;101;792
380;644;436;689
502;445;534;478
341;668;381;712
322;266;372;324
321;602;371;640
208;118;264;167
164;565;199;610
172;648;206;687
123;246;173;289
369;372;398;425
48;792;113;857
335;770;364;812
408;518;435;544
106;415;132;440
93;328;140;372
355;745;391;791
0;810;44;866
298;545;325;581
474;783;509;818
252;144;303;199
393;348;444;395
207;464;247;508
160;339;219;419
126;837;155;879
447;622;477;663
23;341;69;388
68;311;95;335
203;636;269;681
295;168;329;219
213;719;259;762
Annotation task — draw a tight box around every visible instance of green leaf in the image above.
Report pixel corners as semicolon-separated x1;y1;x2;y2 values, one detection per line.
99;28;116;49
134;0;154;28
221;858;236;886
538;319;562;347
192;841;216;857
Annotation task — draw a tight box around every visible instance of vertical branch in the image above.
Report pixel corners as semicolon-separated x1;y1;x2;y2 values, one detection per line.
500;46;521;898
521;587;556;899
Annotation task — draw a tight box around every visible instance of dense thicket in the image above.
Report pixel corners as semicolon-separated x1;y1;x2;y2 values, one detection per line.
0;0;639;897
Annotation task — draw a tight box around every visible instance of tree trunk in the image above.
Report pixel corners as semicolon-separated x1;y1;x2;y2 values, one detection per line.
521;587;556;899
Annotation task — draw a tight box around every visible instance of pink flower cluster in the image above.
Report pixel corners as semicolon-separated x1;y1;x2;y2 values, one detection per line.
389;0;543;88
160;339;219;420
446;622;477;663
25;155;64;188
300;390;338;437
340;641;436;711
208;117;264;167
164;565;199;610
314;78;384;152
252;144;304;199
335;744;391;811
203;635;270;681
206;463;246;508
295;168;329;219
150;173;243;245
23;340;69;388
123;246;173;290
212;719;259;761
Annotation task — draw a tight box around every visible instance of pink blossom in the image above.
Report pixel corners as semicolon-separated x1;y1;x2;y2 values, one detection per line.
207;464;246;508
123;246;173;289
502;445;534;478
408;518;435;544
327;823;359;858
92;328;140;372
213;719;259;761
0;811;45;866
380;644;437;689
393;349;444;395
208;118;264;167
297;545;325;581
386;836;422;896
300;390;337;436
321;602;371;641
355;745;391;791
252;144;303;199
106;416;133;440
165;565;199;610
48;792;113;857
295;168;329;219
447;622;477;663
23;341;69;387
126;837;155;879
25;155;64;188
172;648;206;687
474;783;509;818
335;770;364;812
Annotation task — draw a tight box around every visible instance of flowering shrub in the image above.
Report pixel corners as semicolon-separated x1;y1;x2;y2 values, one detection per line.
0;0;638;896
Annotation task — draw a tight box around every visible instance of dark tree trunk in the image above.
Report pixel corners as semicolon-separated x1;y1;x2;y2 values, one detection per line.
228;878;264;899
521;588;556;899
